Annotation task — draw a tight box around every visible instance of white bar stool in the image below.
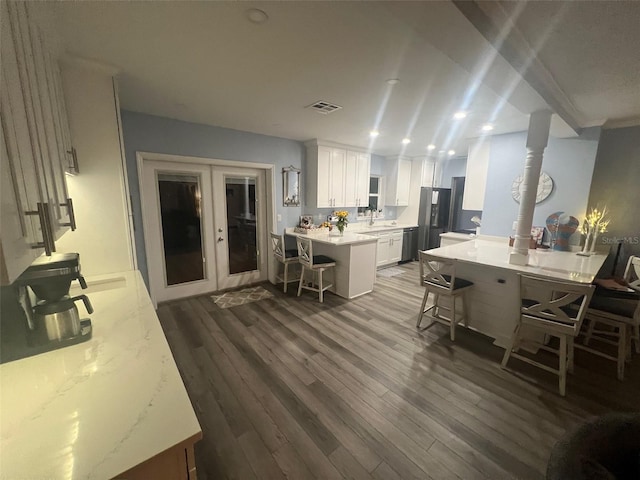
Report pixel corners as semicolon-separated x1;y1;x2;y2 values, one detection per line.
502;274;594;397
296;236;335;303
578;255;640;380
270;232;298;293
416;251;474;341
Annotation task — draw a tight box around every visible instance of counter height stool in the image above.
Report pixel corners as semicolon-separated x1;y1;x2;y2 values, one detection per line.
416;251;474;341
270;232;299;293
578;255;640;380
502;274;594;397
296;236;336;303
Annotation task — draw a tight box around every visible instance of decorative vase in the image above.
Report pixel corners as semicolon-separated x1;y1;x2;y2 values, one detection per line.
589;231;599;253
581;231;592;254
337;224;344;235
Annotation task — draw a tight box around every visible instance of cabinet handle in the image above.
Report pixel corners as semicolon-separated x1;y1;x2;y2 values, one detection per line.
66;147;79;174
60;197;76;231
26;202;56;255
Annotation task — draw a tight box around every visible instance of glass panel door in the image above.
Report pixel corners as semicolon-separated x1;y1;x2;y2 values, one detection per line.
212;166;267;290
140;160;217;304
225;176;257;274
157;173;204;285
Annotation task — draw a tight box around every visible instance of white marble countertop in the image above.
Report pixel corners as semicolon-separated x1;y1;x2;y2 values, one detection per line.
427;239;607;284
440;232;475;240
349;222;418;233
0;270;201;479
286;228;379;246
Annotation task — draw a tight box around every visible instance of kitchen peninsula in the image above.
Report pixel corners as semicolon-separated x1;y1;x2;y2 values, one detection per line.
0;271;201;479
426;238;607;347
286;229;378;299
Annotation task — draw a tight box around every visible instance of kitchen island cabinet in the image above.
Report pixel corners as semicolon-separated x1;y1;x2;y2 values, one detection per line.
286;230;378;299
0;270;202;479
425;239;607;347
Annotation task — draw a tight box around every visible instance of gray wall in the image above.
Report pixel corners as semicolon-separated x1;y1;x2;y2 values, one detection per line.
120;110;304;285
587;125;640;277
481;127;601;238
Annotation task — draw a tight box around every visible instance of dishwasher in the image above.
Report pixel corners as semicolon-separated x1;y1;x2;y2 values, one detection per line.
401;227;418;262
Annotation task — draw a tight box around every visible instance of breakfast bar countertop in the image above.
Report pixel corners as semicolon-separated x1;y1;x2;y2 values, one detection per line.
285;229;379;246
427;238;608;284
0;270;201;479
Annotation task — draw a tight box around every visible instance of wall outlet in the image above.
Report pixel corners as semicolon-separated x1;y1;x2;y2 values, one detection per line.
512;221;518;231
277;214;282;222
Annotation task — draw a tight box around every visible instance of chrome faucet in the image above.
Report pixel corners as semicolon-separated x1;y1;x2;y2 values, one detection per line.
369;208;375;226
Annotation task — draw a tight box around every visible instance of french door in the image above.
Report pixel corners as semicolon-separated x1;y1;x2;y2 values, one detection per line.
212;166;267;290
141;160;268;304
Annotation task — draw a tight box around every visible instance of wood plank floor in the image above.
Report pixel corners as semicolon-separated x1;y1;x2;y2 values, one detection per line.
157;262;640;480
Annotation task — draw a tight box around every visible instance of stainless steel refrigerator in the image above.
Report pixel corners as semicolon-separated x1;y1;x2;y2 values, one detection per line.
417;187;451;252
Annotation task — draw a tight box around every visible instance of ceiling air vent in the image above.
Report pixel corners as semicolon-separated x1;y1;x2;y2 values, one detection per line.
306;100;342;115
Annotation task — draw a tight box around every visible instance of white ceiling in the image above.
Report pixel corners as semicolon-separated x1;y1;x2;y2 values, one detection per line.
49;1;640;158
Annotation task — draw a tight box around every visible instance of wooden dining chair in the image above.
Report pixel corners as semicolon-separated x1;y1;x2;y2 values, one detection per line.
578;255;640;380
416;251;473;341
502;274;594;396
296;236;336;303
270;232;298;293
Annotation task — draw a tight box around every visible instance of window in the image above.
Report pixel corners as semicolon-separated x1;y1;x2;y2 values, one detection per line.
357;176;384;218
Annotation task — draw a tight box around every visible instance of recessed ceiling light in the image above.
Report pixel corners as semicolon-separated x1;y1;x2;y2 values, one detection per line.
386;78;400;85
448;149;456;156
453;111;468;120
369;130;379;138
402;137;411;144
427;144;436;151
481;124;494;131
246;8;269;24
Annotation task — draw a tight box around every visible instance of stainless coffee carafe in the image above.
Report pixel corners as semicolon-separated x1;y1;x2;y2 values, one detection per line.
15;253;93;346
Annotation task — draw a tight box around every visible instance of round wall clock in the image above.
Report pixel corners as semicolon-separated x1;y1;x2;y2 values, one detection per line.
511;171;554;204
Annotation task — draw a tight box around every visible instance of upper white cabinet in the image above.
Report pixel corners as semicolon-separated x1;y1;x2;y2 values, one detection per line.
385;156;412;206
345;150;370;208
305;140;370;208
0;1;76;283
463;140;490;211
420;158;436;187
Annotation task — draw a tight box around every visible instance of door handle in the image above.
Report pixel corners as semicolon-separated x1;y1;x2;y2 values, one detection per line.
60;198;76;230
26;202;56;255
217;237;224;242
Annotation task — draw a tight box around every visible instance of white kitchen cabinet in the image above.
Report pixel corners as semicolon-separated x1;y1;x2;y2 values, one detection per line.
388;230;403;263
306;140;370;209
345;150;370;208
307;144;345;208
463;140;490;210
421;159;436;187
375;233;390;267
385;156;412;206
0;1;75;284
373;229;404;267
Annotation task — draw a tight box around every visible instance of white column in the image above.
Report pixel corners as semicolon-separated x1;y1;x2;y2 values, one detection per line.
509;110;552;266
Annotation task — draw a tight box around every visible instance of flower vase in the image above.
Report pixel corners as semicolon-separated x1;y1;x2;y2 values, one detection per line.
578;231;592;256
337;224;344;236
589;231;599;253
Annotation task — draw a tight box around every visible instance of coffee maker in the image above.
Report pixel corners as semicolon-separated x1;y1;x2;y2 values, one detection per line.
14;252;93;352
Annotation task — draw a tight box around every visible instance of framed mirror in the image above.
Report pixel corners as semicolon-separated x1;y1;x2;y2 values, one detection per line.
282;165;301;206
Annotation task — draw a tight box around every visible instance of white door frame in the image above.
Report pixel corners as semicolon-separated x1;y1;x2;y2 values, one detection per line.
137;151;276;306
